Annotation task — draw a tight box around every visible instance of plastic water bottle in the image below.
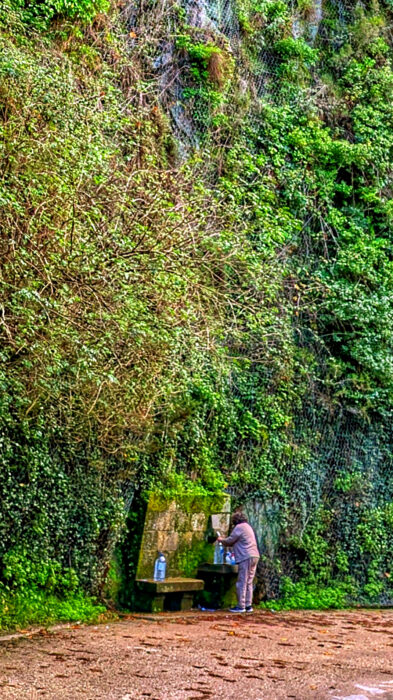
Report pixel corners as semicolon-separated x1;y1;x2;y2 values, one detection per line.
225;551;232;565
214;538;224;564
153;552;167;581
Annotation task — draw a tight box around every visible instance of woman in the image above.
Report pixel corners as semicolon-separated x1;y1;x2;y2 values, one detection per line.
217;512;260;613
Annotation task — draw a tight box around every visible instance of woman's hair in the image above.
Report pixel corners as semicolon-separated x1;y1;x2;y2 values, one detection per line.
231;511;248;526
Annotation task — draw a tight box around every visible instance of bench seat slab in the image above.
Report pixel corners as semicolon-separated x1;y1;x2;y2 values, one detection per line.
136;577;204;594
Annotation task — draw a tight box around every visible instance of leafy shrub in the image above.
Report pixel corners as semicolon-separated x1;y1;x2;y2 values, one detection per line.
260;578;354;610
0;548;105;629
176;36;234;88
8;0;109;27
0;588;105;629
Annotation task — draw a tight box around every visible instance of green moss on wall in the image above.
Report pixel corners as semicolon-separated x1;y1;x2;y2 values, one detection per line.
175;540;213;577
147;491;227;514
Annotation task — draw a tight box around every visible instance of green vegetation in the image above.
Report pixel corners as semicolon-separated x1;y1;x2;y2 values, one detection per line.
175;539;212;578
260;578;353;610
0;548;105;628
1;0;393;627
7;0;109;27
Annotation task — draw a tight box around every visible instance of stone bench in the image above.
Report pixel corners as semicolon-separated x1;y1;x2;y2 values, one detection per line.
135;577;204;612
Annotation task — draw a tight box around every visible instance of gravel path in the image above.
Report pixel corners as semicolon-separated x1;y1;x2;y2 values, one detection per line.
1;609;393;699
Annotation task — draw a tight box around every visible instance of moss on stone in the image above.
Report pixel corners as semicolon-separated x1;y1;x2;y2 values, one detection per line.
174;539;212;577
135;491;229;581
146;491;227;515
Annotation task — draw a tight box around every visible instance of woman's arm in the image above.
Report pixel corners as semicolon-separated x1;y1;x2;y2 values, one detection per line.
218;526;240;547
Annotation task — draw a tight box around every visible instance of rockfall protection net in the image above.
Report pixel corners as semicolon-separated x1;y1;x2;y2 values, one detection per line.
122;0;368;141
120;0;393;604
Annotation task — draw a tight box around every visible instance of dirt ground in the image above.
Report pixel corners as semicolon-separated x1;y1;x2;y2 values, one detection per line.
1;609;393;700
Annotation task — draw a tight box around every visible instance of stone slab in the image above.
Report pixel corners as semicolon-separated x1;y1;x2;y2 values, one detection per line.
211;513;230;534
221;496;231;513
174;511;192;532
190;513;207;531
150;511;177;531
136;577;205;593
157;530;179;552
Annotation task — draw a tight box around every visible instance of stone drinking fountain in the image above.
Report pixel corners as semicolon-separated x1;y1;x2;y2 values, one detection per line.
135;492;237;611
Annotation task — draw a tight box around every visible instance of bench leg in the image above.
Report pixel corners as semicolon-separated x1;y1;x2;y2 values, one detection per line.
180;593;194;611
152;594;165;613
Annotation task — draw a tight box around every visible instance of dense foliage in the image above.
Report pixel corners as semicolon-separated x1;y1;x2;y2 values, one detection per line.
1;0;393;625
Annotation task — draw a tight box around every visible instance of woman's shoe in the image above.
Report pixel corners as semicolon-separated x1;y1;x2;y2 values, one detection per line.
246;606;253;613
229;606;246;613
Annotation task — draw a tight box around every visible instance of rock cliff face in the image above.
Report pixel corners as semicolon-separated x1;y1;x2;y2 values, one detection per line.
127;0;359;150
120;0;393;606
1;0;393;624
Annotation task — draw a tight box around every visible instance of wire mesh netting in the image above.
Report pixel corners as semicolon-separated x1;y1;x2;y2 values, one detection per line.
122;0;369;142
229;405;393;603
119;0;393;604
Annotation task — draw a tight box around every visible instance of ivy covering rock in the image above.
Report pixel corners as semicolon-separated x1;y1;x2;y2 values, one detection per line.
1;0;393;627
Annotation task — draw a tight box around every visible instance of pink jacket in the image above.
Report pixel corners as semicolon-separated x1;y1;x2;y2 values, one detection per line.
221;522;260;563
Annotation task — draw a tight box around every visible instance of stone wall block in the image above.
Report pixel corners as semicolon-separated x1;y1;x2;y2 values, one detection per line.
137;552;155;579
166;501;178;512
151;511;176;531
174;512;192;532
191;531;205;546
139;530;158;555
143;512;158;531
181;532;193;548
164;551;179;576
221;495;231;513
190;513;207;531
157;530;179;552
211;513;230;535
148;495;177;512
